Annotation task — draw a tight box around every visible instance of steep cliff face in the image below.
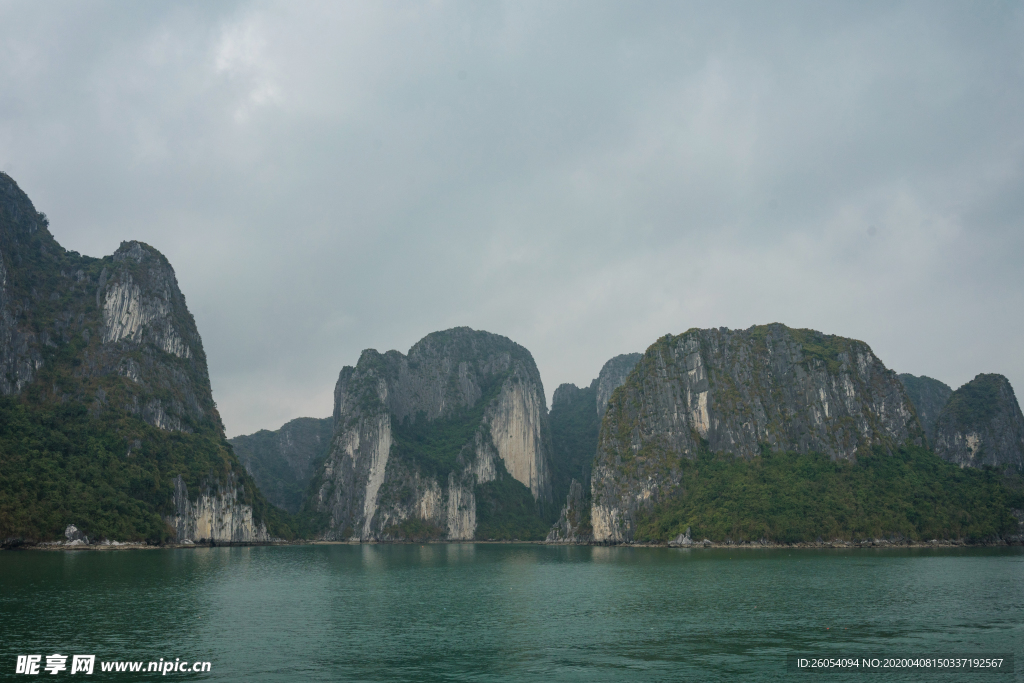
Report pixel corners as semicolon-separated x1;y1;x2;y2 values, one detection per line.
546;352;641;543
595;353;643;418
0;179;213;432
933;374;1024;474
591;324;923;542
230;417;334;514
169;474;270;543
0;175;49;396
309;328;552;541
0;172;280;544
899;374;953;445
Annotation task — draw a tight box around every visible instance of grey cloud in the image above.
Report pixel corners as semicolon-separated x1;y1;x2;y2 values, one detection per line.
1;1;1021;435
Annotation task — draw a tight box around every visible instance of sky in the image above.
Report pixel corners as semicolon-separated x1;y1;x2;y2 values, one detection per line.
1;1;1022;437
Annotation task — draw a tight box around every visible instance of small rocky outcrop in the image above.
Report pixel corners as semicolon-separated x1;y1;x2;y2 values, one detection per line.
591;324;923;543
63;524;88;546
899;374;953;444
230;417;334;514
933;374;1024;474
668;527;693;547
309;327;553;541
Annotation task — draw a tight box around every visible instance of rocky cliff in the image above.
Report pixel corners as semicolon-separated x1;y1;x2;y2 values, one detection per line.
230;417;333;514
169;473;270;543
933;374;1024;474
0;172;279;544
308;328;553;541
595;353;643;418
546;352;642;542
590;324;923;543
898;374;953;445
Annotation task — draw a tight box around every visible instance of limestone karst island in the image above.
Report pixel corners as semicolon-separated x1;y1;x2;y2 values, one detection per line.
1;172;1022;549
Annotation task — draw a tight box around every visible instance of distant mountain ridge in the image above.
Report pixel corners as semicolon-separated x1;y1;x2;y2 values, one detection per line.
898;374;953;445
2;174;1019;548
230;417;334;514
228;323;1023;547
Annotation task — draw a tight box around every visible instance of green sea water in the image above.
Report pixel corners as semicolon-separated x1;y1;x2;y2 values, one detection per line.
1;545;1021;682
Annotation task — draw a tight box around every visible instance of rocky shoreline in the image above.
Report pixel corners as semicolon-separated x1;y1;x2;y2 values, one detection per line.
4;521;1020;551
6;536;1022;551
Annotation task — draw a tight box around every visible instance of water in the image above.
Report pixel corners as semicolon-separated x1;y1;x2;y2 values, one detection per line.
1;544;1021;681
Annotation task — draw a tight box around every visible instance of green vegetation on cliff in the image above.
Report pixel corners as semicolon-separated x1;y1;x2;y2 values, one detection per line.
633;445;1017;543
230;417;333;515
391;372;508;481
475;466;550;540
0;173;290;543
0;396;295;543
383;517;446;541
548;384;600;511
0;291;296;542
932;373;1024;475
940;374;1007;430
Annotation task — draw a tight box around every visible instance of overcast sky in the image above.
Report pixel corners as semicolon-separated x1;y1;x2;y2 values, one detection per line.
1;1;1022;436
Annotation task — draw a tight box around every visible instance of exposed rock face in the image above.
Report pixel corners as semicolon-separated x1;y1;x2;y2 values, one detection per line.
899;374;953;444
591;324;923;543
0;175;46;395
0;174;214;432
168;474;271;543
933;374;1024;474
90;242;213;432
488;379;547;497
595;353;642;418
230;417;333;514
0;172;274;543
310;327;552;540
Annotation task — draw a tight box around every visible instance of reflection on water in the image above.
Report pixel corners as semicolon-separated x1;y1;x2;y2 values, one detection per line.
1;545;1021;682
